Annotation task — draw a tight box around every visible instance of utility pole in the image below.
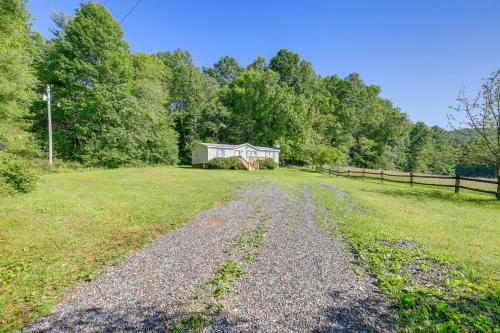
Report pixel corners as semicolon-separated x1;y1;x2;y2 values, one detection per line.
45;85;53;166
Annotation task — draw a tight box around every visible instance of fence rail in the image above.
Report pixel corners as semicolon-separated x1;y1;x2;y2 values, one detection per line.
319;167;500;199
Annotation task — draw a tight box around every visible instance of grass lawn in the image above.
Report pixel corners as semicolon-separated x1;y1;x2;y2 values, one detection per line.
0;166;498;331
315;173;500;281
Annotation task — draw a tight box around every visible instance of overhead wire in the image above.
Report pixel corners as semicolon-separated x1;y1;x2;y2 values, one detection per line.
120;0;143;24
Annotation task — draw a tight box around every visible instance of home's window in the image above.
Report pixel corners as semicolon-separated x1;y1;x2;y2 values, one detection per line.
216;148;224;157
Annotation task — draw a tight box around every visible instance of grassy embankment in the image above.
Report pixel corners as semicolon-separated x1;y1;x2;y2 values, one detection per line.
0;167;498;331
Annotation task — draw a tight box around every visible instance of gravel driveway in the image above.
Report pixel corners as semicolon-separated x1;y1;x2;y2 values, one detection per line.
25;183;394;332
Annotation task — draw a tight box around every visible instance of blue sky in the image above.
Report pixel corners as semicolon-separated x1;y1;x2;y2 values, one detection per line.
27;0;500;127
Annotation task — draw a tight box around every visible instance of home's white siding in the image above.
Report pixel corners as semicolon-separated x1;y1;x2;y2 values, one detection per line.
224;149;235;157
191;145;208;164
191;143;280;165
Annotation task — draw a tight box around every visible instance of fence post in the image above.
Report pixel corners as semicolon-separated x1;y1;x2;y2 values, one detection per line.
337;166;340;176
380;170;384;184
410;172;414;187
362;168;365;181
348;169;351;177
455;174;460;193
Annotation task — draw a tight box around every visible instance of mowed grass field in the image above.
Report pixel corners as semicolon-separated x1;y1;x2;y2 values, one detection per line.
0;167;499;331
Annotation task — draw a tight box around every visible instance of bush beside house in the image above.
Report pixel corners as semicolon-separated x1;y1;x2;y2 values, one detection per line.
258;158;277;169
207;157;246;170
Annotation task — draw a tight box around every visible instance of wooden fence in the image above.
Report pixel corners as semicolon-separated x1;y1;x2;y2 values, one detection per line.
319;166;500;199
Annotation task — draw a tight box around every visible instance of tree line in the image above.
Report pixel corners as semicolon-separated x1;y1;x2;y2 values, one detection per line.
1;1;498;193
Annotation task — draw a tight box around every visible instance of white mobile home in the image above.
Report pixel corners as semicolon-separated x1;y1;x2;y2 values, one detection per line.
192;143;280;169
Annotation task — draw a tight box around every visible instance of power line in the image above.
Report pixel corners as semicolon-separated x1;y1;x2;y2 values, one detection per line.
120;0;143;24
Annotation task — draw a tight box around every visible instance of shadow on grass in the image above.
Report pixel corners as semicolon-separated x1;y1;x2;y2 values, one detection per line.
301;169;498;206
363;187;498;206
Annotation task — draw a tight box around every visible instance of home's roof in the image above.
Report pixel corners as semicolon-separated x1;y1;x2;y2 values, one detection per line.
200;142;280;152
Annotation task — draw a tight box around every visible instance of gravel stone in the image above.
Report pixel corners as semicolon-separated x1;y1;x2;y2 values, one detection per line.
209;186;394;332
25;183;394;332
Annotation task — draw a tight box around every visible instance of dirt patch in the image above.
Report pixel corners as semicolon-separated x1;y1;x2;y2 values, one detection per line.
112;229;142;242
148;227;163;239
202;215;225;228
15;302;33;324
212;201;225;209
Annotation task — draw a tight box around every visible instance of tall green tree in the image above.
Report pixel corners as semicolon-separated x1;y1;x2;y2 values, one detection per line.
130;53;178;164
246;56;266;71
325;73;410;169
406;122;432;173
225;70;316;163
33;3;177;167
158;50;222;163
0;0;40;194
203;56;243;86
0;0;40;158
268;48;317;95
427;126;458;175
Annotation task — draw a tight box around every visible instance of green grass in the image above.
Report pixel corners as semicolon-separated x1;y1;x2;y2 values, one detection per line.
0;166;498;332
315;174;500;282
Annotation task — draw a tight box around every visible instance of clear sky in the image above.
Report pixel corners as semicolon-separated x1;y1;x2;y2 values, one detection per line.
27;0;500;128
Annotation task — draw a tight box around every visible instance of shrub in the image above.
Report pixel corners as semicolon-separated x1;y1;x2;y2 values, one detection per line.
225;156;246;170
207;157;228;169
207;157;245;170
0;152;38;194
258;158;277;170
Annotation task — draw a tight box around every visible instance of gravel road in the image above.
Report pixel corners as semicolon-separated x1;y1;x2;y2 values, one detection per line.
25;183;394;332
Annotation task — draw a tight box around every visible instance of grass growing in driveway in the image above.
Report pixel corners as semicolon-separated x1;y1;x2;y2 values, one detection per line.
0;167;254;332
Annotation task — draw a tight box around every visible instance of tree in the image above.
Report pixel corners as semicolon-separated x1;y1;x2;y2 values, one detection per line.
130;53;178;164
268;49;317;95
0;0;41;194
0;0;40;158
269;49;301;86
406;122;432;173
246;56;266;71
203;56;243;86
33;3;178;167
350;137;379;168
327;73;410;169
158;50;222;163
312;146;346;170
450;70;500;197
224;70;316;163
427;126;458;175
